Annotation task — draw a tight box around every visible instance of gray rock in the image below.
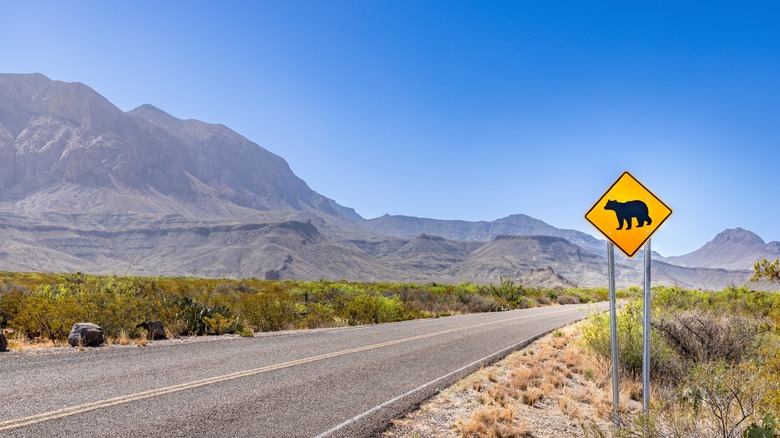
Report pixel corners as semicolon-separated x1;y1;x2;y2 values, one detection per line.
0;332;7;352
136;321;167;340
68;323;105;347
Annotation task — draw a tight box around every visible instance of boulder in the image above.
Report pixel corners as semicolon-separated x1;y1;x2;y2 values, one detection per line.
0;332;7;352
136;321;167;340
68;323;105;347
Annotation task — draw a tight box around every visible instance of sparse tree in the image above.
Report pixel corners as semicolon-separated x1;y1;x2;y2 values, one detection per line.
751;259;780;285
686;361;771;438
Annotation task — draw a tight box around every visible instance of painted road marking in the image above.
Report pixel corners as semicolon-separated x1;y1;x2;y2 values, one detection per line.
0;305;588;432
314;330;554;438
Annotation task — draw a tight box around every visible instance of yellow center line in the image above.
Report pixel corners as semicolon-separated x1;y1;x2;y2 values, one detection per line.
1;306;583;431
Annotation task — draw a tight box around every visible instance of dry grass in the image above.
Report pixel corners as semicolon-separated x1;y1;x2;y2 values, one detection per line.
7;339;25;352
5;336;57;351
509;368;538;391
458;406;532;438
563;346;585;373
543;368;566;389
115;329;132;346
557;395;580;418
521;387;544;407
621;379;643;402
384;323;642;438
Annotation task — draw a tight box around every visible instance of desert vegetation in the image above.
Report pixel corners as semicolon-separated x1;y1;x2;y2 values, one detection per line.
0;272;609;346
580;285;780;437
384;285;780;438
385;259;780;438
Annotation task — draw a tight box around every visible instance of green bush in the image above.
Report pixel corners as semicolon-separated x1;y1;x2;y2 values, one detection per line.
339;293;406;325
239;293;295;332
581;301;673;380
169;296;241;336
8;285;83;343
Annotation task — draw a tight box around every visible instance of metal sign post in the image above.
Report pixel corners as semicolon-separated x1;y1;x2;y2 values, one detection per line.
642;239;651;415
585;171;672;427
608;242;620;423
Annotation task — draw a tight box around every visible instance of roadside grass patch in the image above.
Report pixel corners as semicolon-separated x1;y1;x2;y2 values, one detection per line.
384;322;639;438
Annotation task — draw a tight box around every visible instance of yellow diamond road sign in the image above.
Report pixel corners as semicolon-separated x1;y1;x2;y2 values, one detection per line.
585;171;672;257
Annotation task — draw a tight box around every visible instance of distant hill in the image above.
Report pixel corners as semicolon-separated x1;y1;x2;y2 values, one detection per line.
666;228;780;271
0;214;397;281
363;214;605;256
448;235;606;286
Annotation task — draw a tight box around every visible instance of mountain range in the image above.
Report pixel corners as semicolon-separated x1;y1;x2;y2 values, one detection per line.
0;73;777;290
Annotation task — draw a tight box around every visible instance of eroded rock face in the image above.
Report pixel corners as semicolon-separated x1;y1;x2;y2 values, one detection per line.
0;73;348;218
67;322;105;347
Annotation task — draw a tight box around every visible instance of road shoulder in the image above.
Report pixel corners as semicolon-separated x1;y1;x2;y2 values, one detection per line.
382;322;641;437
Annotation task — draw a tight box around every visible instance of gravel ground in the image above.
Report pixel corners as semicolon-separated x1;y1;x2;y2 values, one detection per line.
383;322;641;438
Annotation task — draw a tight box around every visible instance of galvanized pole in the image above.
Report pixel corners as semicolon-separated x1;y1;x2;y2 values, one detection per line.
608;242;619;424
642;239;651;415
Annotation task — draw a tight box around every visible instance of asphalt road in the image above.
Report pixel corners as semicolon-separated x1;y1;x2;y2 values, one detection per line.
0;302;606;437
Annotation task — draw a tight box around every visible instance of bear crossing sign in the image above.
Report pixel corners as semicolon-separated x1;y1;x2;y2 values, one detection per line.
585;171;672;257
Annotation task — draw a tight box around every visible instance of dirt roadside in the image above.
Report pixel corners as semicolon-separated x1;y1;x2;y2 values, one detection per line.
382;322;641;437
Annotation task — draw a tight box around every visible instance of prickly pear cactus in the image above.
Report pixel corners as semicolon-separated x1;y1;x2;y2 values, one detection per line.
744;414;777;438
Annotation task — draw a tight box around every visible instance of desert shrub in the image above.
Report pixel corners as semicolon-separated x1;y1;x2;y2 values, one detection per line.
581;301;673;380
396;285;482;316
482;277;528;309
757;338;780;414
586;287;612;302
168;296;241;336
239;292;295;332
670;361;776;438
7;285;84;343
337;293;406;325
652;310;768;365
582;284;780;437
203;312;242;335
653;285;709;311
296;302;335;329
79;278;157;339
176;296;213;335
557;294;581;305
0;282;31;329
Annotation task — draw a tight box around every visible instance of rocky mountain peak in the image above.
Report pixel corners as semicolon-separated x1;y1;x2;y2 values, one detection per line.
0;73;352;219
129;104;177;125
0;73;122;133
666;227;778;271
711;228;765;246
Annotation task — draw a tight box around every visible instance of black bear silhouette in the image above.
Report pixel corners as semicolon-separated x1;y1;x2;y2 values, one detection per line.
604;199;652;230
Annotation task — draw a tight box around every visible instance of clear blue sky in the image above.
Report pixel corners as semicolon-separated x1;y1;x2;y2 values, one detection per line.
2;1;779;256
